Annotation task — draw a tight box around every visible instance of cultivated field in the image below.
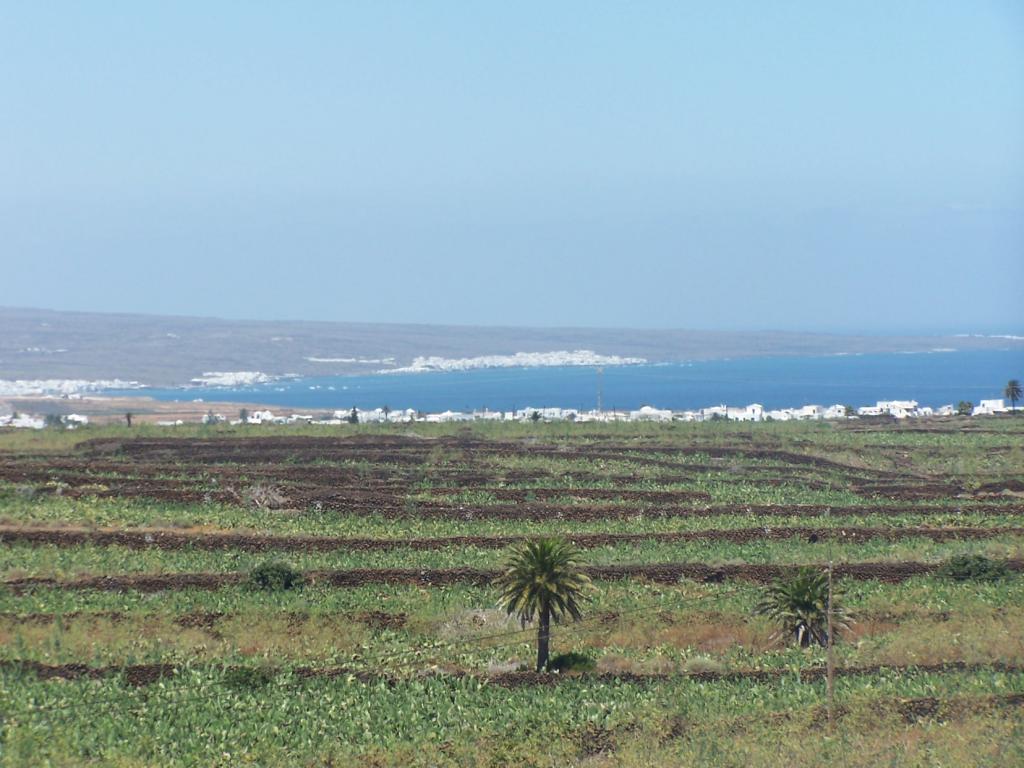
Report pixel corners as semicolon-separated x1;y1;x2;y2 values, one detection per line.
1;419;1022;766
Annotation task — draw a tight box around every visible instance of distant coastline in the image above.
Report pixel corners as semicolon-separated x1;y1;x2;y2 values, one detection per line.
3;306;1022;389
3;349;1019;428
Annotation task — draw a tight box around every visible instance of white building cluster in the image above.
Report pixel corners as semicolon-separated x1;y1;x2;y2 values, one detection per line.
203;398;1019;426
0;412;89;429
1;399;1018;430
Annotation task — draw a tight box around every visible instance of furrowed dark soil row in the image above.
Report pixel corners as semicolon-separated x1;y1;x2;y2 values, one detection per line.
0;461;733;488
2;659;1021;689
0;467;846;503
4;456;816;485
9;470;966;502
4;475;716;504
74;436;910;480
0;606;977;629
421;487;713;502
2;524;1018;553
851;483;968;500
6;559;1022;593
404;502;1024;521
0;609;407;630
6;476;1020;518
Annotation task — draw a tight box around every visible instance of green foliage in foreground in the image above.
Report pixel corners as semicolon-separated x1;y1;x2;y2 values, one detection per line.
2;667;1021;767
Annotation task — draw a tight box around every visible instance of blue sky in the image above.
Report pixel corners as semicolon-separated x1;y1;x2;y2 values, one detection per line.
2;2;1021;333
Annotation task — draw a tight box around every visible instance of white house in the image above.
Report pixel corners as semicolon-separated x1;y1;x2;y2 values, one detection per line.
428;410;473;423
726;404;765;421
791;405;826;420
245;409;278;424
629;405;673;422
2;413;46;429
973;399;1007;416
877;400;919;418
698;405;728;421
473;409;505;421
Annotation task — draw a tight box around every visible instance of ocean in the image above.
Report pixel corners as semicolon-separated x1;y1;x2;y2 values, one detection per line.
103;350;1024;414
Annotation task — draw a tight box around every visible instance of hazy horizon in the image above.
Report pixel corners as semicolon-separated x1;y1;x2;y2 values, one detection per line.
3;303;1023;339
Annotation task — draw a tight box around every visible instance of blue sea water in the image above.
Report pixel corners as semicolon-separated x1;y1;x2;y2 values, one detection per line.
105;350;1024;414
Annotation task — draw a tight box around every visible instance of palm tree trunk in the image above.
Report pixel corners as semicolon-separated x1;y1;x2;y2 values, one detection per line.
536;605;551;672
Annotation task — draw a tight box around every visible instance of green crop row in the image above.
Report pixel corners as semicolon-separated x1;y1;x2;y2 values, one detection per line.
3;572;1020;617
2;665;1021;767
3;591;1021;673
2;578;1021;668
2;490;1016;539
2;534;1022;580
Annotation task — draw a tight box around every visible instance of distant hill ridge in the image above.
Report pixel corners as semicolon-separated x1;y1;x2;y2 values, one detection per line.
1;306;1020;388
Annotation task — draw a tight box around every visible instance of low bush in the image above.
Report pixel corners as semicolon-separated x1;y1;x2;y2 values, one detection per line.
936;554;1010;582
249;560;305;591
223;666;277;691
547;651;596;673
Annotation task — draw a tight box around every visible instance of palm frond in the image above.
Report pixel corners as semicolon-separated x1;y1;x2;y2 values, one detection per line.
494;538;593;627
754;567;852;647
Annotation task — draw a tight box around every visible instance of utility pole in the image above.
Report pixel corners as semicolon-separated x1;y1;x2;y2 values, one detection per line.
596;367;604;413
826;506;835;735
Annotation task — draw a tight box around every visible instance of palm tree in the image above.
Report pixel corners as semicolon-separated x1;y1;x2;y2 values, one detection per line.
1005;380;1022;413
754;567;851;648
495;538;593;672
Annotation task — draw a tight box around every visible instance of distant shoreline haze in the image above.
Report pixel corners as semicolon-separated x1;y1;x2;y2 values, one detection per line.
1;306;1022;389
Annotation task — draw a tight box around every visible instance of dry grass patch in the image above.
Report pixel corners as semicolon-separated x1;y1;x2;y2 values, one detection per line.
857;614;1024;667
594;615;772;654
0;612;374;664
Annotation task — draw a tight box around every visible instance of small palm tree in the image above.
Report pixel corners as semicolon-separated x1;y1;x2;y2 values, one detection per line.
1005;380;1022;413
754;567;851;648
495;538;593;672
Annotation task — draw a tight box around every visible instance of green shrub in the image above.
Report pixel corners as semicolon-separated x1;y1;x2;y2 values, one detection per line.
249;560;304;591
936;554;1010;582
223;666;277;691
547;651;596;673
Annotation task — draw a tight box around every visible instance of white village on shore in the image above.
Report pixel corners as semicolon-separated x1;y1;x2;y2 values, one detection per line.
2;398;1016;430
205;398;1015;427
